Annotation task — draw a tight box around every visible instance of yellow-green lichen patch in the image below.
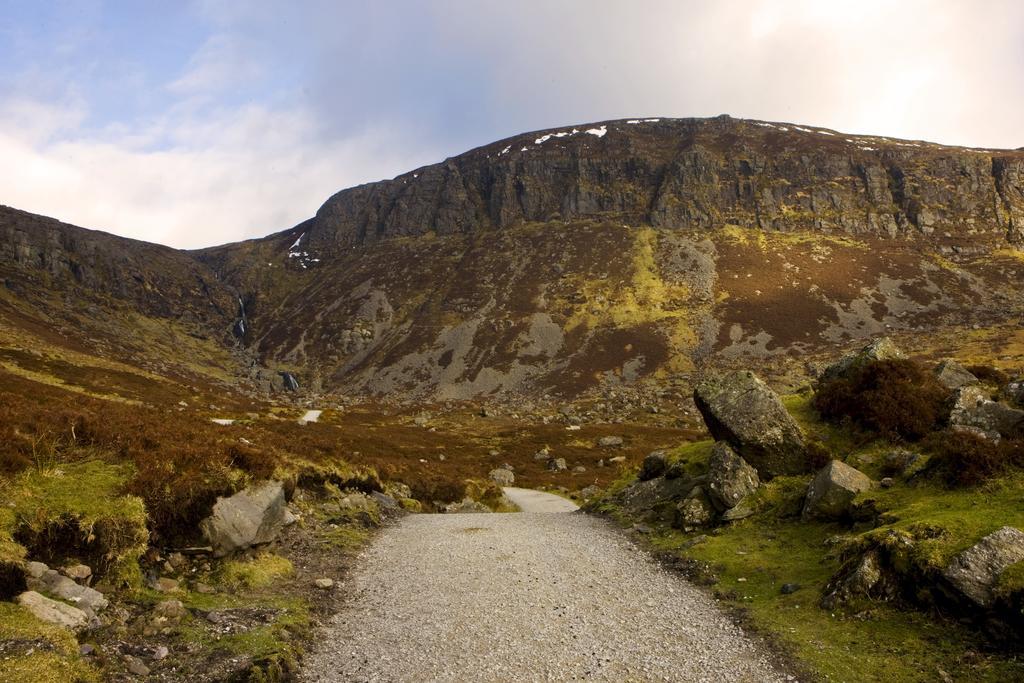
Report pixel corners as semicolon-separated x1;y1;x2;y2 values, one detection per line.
218;553;295;591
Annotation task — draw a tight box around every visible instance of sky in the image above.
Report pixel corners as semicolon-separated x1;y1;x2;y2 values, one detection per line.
1;1;1022;249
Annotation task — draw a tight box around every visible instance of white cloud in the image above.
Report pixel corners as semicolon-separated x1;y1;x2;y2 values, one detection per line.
0;99;438;249
167;33;263;96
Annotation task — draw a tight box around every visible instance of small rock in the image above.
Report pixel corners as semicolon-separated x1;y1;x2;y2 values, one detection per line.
126;655;150;676
489;468;515;486
547;458;568;472
720;505;755;522
638;451;667;481
25;561;49;579
16;591;88;630
152;646;169;661
597;436;624;448
167;553;187;569
572;466;587;473
802;460;873;521
152;600;187;620
62;564;92;582
193;582;216;594
607;456;626;464
315;578;335;589
80;643;95;656
880;477;894;488
780;583;801;595
153;577;179;593
934;359;979;390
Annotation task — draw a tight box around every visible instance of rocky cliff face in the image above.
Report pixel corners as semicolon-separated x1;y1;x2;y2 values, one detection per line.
303;116;1024;252
3;117;1024;401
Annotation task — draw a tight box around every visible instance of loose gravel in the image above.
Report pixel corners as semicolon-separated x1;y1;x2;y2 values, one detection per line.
301;497;789;682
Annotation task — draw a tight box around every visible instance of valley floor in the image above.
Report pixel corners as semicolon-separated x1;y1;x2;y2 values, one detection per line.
301;494;787;683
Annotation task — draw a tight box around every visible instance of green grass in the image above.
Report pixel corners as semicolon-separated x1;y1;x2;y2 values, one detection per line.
597;392;1024;681
218;553;294;590
1;459;148;586
0;602;98;682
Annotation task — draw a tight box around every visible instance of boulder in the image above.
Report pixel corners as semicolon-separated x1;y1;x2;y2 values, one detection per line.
802;460;873;521
597;436;624;448
693;371;807;477
1004;378;1024;407
638;452;668;481
948;386;1024;440
17;591;88;630
610;476;697;521
200;480;289;557
489;468;515;486
61;564;92;583
31;569;108;617
933;359;979;390
547;458;568;472
369;491;401;512
705;442;759;511
819;337;906;385
943;526;1024;607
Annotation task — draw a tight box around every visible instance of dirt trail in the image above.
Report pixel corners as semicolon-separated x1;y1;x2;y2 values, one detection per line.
301;491;788;682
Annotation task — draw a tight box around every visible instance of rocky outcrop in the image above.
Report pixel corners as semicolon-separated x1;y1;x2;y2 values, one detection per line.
948;386;1024;439
943;526;1024;608
200;481;289;557
693;371;807;477
933;359;979;390
819;337;906;385
802;460;873;521
296;117;1024;252
704;442;759;511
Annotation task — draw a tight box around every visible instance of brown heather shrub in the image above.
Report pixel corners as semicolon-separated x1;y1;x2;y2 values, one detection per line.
924;430;1024;488
965;364;1010;387
813;359;951;442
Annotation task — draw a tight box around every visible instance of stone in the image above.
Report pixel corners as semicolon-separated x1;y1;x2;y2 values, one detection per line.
80;643;95;656
675;489;714;529
152;600;187;622
1004;378;1024;406
880;477;895;488
720;505;755;522
167;553;187;570
607;456;626;464
16;591;88;630
444;498;491;514
597;436;624;448
819;337;906;385
153;577;180;593
780;583;801;595
882;449;920;476
126;656;150;676
314;578;335;589
579;485;602;500
943;526;1024;607
934;359;979;390
152;646;169;661
572;466;586;473
802;460;873;521
948;386;1024;440
547;458;568;472
200;480;288;557
664;461;686;480
693;370;807;477
25;561;49;579
489;468;515;486
705;442;759;511
194;582;216;594
369;491;401;512
33;570;108;617
610;476;697;520
638;451;667;481
62;564;92;582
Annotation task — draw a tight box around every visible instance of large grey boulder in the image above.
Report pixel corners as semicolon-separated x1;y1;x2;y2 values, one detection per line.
17;590;88;630
200;480;288;557
948;386;1024;440
610;475;697;521
943;526;1024;607
705;442;759;511
802;460;873;521
933;359;979;390
819;337;906;385
693;370;807;477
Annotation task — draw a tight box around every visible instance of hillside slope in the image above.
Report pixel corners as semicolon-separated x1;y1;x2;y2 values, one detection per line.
3;115;1024;401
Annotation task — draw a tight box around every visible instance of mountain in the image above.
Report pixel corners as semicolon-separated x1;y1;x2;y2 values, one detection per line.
4;115;1024;402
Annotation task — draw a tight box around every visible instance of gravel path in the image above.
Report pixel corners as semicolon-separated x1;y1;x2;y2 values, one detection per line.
302;496;788;682
502;486;580;513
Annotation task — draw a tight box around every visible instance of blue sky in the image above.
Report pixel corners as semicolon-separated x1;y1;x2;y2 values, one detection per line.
1;0;1022;248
